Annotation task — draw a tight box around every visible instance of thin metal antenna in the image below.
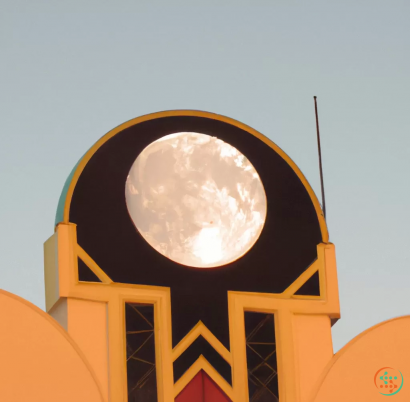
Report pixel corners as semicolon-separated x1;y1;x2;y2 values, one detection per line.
314;96;326;220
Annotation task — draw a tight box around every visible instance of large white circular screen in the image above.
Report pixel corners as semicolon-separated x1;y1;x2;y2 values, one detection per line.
125;132;267;268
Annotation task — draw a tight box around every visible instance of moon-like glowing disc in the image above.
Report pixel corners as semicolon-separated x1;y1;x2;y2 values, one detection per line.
125;132;267;268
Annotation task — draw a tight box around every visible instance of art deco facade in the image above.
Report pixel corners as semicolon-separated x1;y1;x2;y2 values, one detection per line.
0;111;408;401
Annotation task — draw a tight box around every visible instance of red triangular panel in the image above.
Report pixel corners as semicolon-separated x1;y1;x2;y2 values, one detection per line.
203;371;231;402
175;370;231;402
175;371;203;402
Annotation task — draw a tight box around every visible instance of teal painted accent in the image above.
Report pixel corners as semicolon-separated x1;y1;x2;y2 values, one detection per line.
54;158;83;226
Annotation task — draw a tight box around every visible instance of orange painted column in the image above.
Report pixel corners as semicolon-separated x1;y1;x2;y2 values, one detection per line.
49;297;109;402
293;314;333;402
67;299;109;402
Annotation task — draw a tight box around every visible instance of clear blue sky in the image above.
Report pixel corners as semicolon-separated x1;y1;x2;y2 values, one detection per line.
1;0;409;352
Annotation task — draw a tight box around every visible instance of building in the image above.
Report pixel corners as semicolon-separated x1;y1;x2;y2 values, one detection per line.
1;110;409;401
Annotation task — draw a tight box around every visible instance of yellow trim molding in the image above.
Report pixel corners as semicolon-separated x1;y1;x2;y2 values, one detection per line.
172;321;232;365
77;244;113;284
